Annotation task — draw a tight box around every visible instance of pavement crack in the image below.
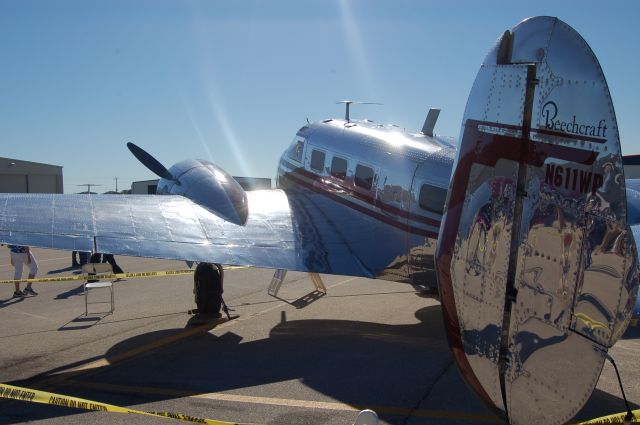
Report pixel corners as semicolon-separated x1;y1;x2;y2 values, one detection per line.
400;358;454;425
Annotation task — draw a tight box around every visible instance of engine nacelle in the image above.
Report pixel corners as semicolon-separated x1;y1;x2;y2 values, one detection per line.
157;159;248;225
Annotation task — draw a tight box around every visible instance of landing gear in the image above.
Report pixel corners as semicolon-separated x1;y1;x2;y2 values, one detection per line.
193;262;224;316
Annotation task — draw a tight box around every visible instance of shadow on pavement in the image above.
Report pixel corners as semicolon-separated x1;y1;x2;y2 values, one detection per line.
0;296;25;309
1;304;636;425
55;284;85;300
47;266;81;275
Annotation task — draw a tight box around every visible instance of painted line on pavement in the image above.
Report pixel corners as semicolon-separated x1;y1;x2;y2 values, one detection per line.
64;380;500;422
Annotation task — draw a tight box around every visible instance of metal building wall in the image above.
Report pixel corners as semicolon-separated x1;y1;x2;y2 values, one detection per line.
0;157;63;193
131;177;272;195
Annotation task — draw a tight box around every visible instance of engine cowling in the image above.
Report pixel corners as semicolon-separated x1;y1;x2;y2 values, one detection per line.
157;159;248;225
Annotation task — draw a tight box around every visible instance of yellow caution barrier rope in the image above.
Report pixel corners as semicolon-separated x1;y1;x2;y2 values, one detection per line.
1;380;637;424
0;383;255;425
0;269;195;284
0;266;248;285
573;410;638;424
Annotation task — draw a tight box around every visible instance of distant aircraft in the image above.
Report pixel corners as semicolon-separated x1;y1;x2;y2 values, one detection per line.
1;16;639;425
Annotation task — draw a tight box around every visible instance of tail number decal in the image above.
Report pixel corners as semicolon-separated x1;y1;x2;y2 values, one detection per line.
545;163;603;194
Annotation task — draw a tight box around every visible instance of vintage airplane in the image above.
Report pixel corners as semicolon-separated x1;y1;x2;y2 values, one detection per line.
1;16;639;425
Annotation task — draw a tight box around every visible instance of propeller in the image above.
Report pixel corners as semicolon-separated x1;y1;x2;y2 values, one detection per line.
127;142;178;183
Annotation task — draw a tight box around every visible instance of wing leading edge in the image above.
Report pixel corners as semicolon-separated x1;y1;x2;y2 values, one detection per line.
0;190;374;276
0;191;295;269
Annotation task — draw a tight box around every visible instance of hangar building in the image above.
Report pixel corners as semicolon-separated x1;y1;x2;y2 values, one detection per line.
0;156;63;193
131;177;271;195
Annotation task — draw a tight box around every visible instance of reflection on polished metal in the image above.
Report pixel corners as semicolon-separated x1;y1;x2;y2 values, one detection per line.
435;16;639;425
0;15;639;425
267;269;326;298
353;409;379;425
276;116;454;283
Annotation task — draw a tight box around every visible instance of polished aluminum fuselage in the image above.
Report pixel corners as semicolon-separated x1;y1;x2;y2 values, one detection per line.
277;118;455;288
435;16;640;425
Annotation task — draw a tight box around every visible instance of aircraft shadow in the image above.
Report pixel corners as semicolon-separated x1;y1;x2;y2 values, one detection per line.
1;304;636;424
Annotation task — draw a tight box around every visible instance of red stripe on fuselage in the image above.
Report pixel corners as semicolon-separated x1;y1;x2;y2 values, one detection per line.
279;158;442;229
279;163;439;239
532;127;606;144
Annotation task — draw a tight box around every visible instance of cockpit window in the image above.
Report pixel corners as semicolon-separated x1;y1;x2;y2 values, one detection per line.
310;149;325;172
355;164;374;190
287;138;305;162
419;184;447;214
331;156;347;180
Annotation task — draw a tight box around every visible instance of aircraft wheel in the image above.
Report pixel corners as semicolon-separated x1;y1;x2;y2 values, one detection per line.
193;262;223;316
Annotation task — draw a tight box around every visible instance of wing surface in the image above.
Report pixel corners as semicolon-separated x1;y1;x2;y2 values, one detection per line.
627;180;640;318
0;190;372;276
626;179;640;225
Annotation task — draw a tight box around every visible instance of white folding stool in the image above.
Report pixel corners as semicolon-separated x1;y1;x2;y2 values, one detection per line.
82;262;114;315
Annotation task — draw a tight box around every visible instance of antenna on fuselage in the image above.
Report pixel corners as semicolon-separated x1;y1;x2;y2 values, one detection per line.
421;108;441;137
336;100;382;122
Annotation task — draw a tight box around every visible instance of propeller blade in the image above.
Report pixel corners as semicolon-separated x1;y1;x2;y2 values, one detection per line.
127;142;175;181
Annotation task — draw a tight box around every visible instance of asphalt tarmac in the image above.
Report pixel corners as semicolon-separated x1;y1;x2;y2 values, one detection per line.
0;248;638;425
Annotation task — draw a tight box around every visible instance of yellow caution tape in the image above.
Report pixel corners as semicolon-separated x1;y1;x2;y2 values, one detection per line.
1;380;636;425
0;269;194;284
574;409;639;424
0;266;248;284
0;383;254;425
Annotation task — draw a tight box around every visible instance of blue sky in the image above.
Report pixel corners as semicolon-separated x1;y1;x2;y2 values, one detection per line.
1;0;638;193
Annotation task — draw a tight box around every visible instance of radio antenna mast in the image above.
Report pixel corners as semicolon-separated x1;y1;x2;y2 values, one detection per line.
336;100;382;122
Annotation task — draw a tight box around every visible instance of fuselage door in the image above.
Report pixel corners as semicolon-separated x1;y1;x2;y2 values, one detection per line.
407;163;450;291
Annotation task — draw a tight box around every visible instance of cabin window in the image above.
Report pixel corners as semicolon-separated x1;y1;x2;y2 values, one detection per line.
355;164;374;190
310;149;326;172
331;156;348;180
419;184;447;214
287;138;305;162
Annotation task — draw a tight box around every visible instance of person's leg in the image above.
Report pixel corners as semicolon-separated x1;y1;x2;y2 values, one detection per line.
24;252;38;295
104;254;123;274
79;251;89;265
10;251;24;295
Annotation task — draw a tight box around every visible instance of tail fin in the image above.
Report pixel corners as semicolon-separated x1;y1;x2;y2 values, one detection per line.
436;16;639;425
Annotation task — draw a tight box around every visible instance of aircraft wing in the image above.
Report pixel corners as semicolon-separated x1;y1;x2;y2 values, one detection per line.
0;190;387;277
627;180;640;318
626;179;640;225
